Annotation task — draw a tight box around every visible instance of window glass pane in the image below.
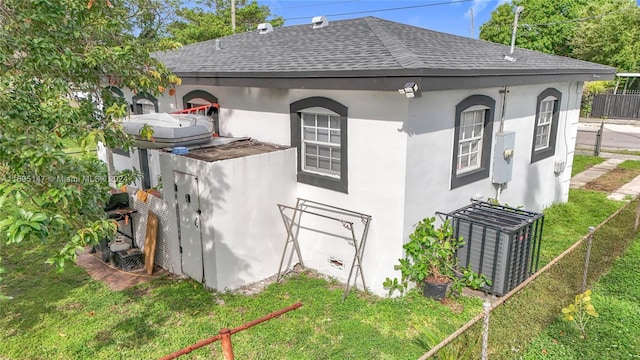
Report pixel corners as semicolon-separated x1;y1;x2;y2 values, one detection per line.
303;128;315;140
318;158;331;170
331;147;341;159
460;142;470;155
306;144;318;155
330;116;339;129
303;113;315;126
330;130;340;144
318;146;331;157
470;141;478;152
304;156;316;169
317;115;329;128
459;154;469;168
317;129;329;142
331;161;341;171
474;123;483;136
470;153;478;166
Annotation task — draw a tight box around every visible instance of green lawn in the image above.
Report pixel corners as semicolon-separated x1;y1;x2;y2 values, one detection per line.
0;191;631;359
0;240;482;359
522;235;640;359
571;154;605;177
445;190;629;359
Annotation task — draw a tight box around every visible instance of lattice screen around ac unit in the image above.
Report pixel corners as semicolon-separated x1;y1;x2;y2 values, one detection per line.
126;190;176;274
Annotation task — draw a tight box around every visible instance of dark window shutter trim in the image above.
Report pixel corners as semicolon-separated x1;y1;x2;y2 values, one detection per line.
531;88;562;163
451;95;496;189
290;97;348;193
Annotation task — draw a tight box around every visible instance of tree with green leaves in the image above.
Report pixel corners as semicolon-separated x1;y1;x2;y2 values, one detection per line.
479;0;593;57
168;0;284;45
0;0;180;275
571;0;640;72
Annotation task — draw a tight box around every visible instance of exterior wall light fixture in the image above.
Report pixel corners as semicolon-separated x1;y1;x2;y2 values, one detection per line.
398;82;419;98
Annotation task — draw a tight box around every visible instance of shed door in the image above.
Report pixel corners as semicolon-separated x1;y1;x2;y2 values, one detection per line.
175;172;204;282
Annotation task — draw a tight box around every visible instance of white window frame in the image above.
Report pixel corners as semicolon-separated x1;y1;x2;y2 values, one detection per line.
534;96;556;151
301;112;341;178
457;107;487;174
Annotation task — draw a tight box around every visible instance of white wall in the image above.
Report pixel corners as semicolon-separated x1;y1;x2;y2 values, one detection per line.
159;148;296;290
146;85;410;296
402;82;582;244
115;80;583;297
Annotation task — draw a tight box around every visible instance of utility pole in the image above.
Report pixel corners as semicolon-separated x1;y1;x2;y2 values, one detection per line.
470;8;474;39
231;0;236;33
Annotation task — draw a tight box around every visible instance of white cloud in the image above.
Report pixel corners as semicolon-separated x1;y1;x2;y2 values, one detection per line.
465;0;511;18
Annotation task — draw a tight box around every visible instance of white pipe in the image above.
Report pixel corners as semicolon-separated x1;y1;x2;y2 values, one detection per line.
509;6;525;55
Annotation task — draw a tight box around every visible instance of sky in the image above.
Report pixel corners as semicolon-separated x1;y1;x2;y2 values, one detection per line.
257;0;511;38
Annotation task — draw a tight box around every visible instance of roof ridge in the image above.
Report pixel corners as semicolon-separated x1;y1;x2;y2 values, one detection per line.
363;17;425;69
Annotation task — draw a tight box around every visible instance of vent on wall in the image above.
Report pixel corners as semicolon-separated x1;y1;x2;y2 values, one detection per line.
312;16;329;29
257;23;273;34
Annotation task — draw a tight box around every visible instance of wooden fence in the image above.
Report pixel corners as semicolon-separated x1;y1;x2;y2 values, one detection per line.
591;93;640;119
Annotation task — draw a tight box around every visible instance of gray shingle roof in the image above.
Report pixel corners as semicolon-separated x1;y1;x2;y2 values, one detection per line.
157;17;614;77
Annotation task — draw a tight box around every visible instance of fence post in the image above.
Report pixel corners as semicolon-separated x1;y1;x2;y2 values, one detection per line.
594;121;603;156
581;226;596;292
220;328;234;360
481;301;491;360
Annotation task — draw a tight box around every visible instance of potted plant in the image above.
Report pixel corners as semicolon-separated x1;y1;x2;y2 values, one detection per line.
383;217;490;300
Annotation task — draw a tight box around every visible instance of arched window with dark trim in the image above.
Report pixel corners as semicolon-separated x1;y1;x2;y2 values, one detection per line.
290;96;348;193
531;88;562;163
183;90;219;134
132;92;158;114
451;94;496;189
105;86;124;98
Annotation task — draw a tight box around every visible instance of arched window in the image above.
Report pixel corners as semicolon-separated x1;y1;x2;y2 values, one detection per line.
451;95;495;189
531;88;562;163
132;92;158;114
183;90;219;134
290;97;348;193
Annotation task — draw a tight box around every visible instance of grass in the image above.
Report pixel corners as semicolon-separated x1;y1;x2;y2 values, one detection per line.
601;148;640;157
0;155;634;359
61;137;97;154
0;240;483;359
444;190;630;359
571;155;605;177
537;189;623;266
522;236;640;359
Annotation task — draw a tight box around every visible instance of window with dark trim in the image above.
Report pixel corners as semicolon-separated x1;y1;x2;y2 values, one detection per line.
132;92;158;114
451;95;495;189
531;88;561;163
183;90;220;135
290;97;348;193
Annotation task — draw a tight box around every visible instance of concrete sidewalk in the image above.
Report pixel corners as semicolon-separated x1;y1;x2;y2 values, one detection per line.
570;158;625;189
571;154;640;201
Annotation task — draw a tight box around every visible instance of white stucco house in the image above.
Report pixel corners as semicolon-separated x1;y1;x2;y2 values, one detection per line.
103;16;615;296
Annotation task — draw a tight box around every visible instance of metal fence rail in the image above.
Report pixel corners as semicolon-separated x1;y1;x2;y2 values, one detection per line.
159;302;303;360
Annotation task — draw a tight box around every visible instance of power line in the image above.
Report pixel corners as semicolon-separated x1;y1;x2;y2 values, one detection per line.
282;0;474;21
480;7;633;31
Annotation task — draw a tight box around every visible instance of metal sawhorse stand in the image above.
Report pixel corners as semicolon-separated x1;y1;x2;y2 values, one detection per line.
276;198;372;301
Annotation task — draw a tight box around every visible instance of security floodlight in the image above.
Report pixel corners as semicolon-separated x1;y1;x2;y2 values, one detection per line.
399;82;419;98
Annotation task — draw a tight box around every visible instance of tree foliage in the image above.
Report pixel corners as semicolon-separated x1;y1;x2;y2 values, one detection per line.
479;0;593;57
480;0;640;72
0;0;179;270
571;0;640;72
168;0;284;45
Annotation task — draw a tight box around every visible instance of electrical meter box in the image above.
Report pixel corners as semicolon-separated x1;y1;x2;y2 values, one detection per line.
492;131;516;184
